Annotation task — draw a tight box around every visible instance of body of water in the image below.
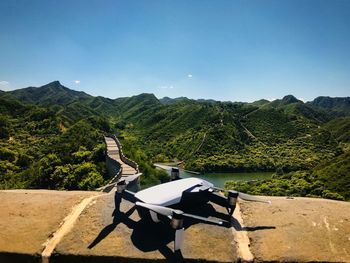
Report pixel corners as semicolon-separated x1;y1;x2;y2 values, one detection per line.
179;171;273;188
156;164;273;188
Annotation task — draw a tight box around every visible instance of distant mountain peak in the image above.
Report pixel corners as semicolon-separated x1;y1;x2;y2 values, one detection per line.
159;96;190;104
49;80;61;85
281;95;300;104
4;81;91;106
309;96;350;116
42;80;63;88
159;96;218;105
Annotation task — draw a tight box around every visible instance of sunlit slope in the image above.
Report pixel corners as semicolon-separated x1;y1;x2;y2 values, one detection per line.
119;96;342;172
1;81;349;193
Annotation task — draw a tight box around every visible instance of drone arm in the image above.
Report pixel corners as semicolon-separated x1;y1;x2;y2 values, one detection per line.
182;213;223;225
207;191;229;207
207;190;238;216
122;189;137;203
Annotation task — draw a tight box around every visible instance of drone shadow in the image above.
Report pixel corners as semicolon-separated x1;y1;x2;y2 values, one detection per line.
88;193;273;262
88;193;185;262
88;194;136;249
130;218;183;262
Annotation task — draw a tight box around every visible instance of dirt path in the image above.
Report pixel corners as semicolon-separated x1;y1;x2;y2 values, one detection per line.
194;131;207;153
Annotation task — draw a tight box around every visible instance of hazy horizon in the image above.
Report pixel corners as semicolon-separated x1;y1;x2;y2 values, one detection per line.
2;79;348;103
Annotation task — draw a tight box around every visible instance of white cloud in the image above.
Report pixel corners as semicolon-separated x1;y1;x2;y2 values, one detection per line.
298;97;305;102
74;80;80;84
187;74;193;78
159;85;174;90
0;80;9;86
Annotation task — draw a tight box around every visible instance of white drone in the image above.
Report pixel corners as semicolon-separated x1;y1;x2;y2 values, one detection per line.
114;172;271;253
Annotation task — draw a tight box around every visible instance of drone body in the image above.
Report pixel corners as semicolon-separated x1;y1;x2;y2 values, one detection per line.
115;175;270;253
134;177;213;206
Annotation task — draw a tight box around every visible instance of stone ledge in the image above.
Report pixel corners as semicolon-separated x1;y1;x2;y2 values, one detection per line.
1;190;349;263
54;191;236;263
0;190;100;263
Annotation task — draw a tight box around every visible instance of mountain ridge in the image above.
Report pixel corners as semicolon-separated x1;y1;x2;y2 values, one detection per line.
2;81;92;106
1;81;349;115
0;81;349;200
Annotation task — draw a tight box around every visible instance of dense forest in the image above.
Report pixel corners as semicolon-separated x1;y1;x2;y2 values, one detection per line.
0;81;349;200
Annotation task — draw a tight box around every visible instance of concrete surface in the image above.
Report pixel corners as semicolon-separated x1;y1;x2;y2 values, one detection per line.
1;190;350;263
53;189;237;262
239;196;350;262
0;190;99;263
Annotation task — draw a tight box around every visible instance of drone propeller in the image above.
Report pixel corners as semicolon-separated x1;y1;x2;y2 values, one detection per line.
237;191;271;204
198;181;270;217
135;201;223;252
210;185;271;204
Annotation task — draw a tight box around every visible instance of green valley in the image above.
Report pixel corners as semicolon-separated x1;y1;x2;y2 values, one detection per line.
0;81;349;200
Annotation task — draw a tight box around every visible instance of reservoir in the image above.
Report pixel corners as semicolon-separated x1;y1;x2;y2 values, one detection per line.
156;164;273;188
179;171;273;188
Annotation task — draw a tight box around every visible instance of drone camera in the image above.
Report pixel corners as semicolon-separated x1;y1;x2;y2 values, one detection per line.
171;211;184;230
117;180;127;193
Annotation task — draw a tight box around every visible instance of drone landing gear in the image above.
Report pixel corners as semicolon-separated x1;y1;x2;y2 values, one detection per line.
207;190;238;218
171;211;185;252
227;191;238;216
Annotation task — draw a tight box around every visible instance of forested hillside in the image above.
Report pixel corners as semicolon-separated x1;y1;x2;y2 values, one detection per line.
0;94;111;190
0;82;165;190
0;81;349;199
116;95;342;173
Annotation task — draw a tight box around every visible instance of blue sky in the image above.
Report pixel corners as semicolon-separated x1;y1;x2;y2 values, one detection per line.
0;0;349;102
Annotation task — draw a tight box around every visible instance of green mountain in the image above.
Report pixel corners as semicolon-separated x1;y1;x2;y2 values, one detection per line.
115;93;161;119
0;81;349;199
118;98;341;172
159;96;191;104
308;96;350;116
225;151;350;200
0;84;168;190
268;95;302;107
248;99;270;107
0;91;111;190
159;96;217;105
2;81;91;106
323;116;350;144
